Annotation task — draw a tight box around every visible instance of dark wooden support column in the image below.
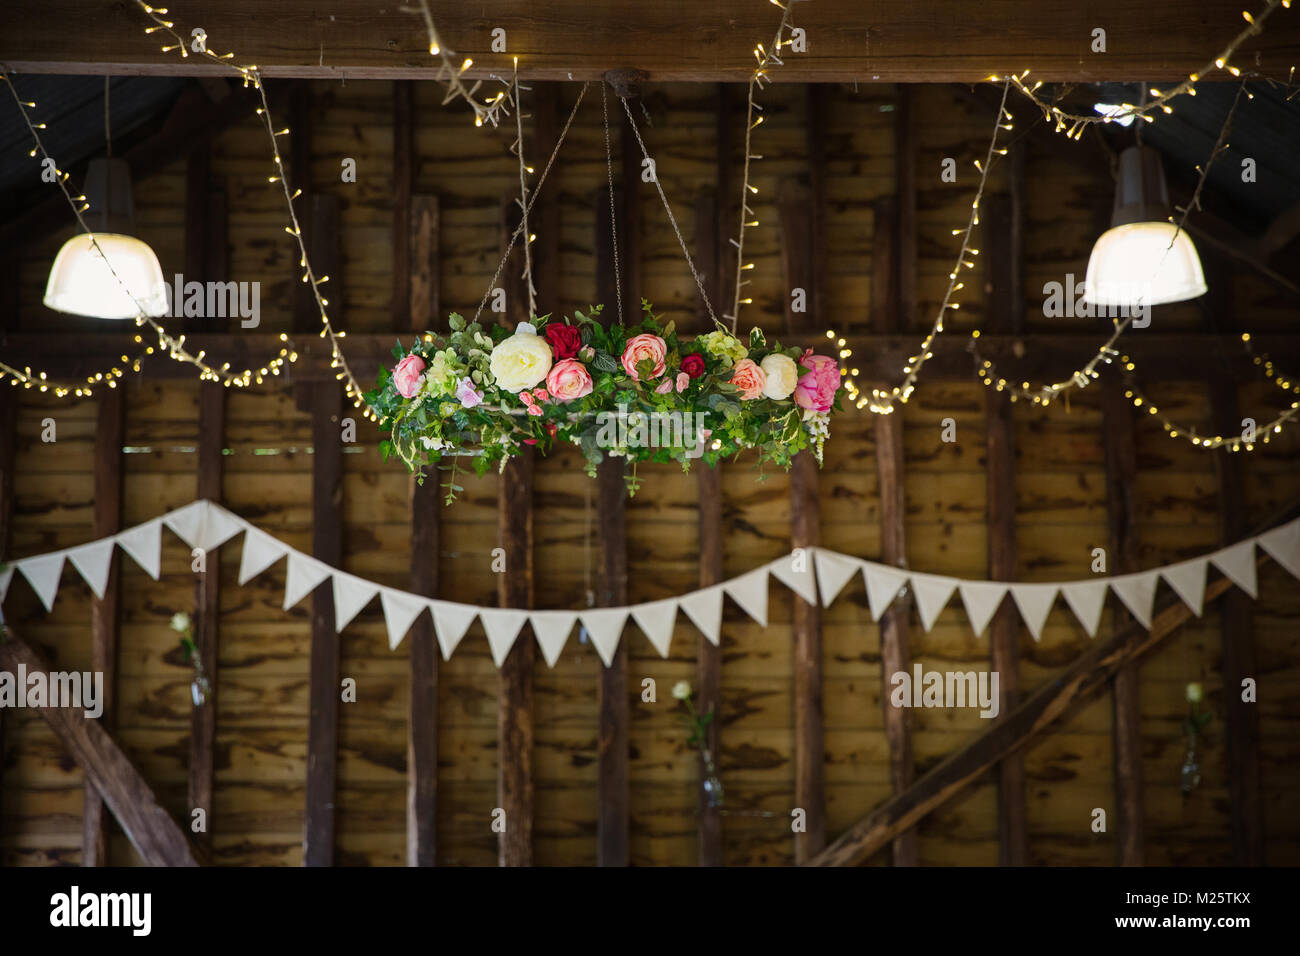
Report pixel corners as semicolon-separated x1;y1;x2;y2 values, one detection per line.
983;189;1029;866
1101;379;1144;866
593;81;631;867
0;388;15;819
869;92;918;865
406;188;441;866
290;81;317;335
84;386;124;867
188;384;225;858
392;80;413;329
301;192;343;867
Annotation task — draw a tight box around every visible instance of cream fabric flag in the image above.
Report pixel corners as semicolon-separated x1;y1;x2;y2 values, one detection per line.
200;502;247;552
0;564;13;604
530;610;578;668
724;567;770;627
679;585;724;645
1209;539;1258;598
862;564;908;621
1060;579;1109;637
380;588;428;650
814;549;862;607
630;599;679;658
1258;519;1300;580
1161;559;1207;618
480;608;530;666
163;501;207;550
1009;583;1059;642
282;552;332;610
1111;572;1158;630
910;574;958;633
238;526;288;585
958;581;1008;638
116;519;163;580
332;572;379;631
769;550;819;605
18;552;65;612
581;608;629;667
430;601;479;660
66;539;116;600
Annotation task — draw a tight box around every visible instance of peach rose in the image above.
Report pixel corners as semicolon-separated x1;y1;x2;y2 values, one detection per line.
392;353;426;399
620;333;667;381
730;358;767;400
545;358;594;403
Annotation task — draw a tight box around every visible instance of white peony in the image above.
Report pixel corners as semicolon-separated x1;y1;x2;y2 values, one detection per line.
760;353;799;400
672;680;692;700
488;322;553;392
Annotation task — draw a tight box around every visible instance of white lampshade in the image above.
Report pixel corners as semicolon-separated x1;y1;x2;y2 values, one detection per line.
43;232;169;320
1084;221;1207;307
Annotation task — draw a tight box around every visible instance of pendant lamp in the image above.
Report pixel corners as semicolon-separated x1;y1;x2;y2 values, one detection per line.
1083;145;1207;309
43;80;169;320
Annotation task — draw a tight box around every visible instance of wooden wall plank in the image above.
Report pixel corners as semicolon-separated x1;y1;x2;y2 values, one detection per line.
409;196;441;330
290;81;317;335
1101;379;1144;866
83;386;123;867
188;383;225;857
392;80;413;330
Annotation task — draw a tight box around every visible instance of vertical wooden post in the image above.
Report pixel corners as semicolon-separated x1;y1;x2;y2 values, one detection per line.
0;388;16;823
1101;379;1144;866
497;191;536;867
189;384;225;858
983;189;1029;866
84;386;124;866
593;82;631;866
290;82;317;334
393;80;413;329
406;190;441;866
870;87;918;865
183;149;209;334
302;193;343;867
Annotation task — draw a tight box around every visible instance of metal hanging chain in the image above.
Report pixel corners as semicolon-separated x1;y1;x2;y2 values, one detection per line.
473;82;590;324
601;82;624;325
619;96;720;328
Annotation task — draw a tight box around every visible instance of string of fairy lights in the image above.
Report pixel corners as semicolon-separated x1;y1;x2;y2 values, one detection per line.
409;0;515;128
0;72;296;398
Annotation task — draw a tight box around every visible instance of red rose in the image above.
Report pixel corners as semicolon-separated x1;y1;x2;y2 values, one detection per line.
680;353;705;379
545;323;581;360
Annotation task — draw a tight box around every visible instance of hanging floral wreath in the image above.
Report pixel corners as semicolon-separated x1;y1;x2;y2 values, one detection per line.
365;303;842;498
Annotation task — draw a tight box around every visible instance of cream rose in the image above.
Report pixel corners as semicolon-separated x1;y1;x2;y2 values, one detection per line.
489;322;553;393
760;353;798;400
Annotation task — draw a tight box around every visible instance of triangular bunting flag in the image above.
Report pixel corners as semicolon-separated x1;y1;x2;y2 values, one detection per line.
1258;519;1300;580
862;564;908;621
18;552;65;612
1209;539;1257;599
630;599;679;658
769;550;819;605
380;588;428;650
430;601;478;660
199;502;246;552
581;608;629;667
814;549;862;607
1060;579;1109;637
332;573;378;631
679;585;724;645
724;567;769;627
238;526;288;585
958;581;1008;638
163;501;207;549
116;520;162;580
910;574;957;632
1111;572;1158;630
1161;559;1207;618
480;608;529;666
530;610;578;668
66;539;116;600
282;552;332;610
0;564;13;604
1010;583;1059;642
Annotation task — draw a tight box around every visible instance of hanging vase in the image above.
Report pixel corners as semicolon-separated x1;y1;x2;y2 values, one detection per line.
700;748;724;809
1180;746;1201;794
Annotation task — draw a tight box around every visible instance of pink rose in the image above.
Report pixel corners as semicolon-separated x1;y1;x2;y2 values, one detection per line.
545;358;593;403
620;333;667;381
655;378;675;394
533;388;549;403
518;391;544;417
676;372;689;393
794;352;840;412
392;354;426;399
455;376;483;408
730;358;767;400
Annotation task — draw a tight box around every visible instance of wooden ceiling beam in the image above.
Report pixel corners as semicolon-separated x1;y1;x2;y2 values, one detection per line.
3;1;1298;82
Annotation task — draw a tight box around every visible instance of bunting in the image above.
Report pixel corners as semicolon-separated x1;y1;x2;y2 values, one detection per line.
0;499;1296;670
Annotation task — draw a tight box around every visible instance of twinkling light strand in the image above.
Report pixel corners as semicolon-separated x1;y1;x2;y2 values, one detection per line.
0;72;295;397
1004;0;1289;138
405;0;515;128
511;60;538;318
725;0;798;332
